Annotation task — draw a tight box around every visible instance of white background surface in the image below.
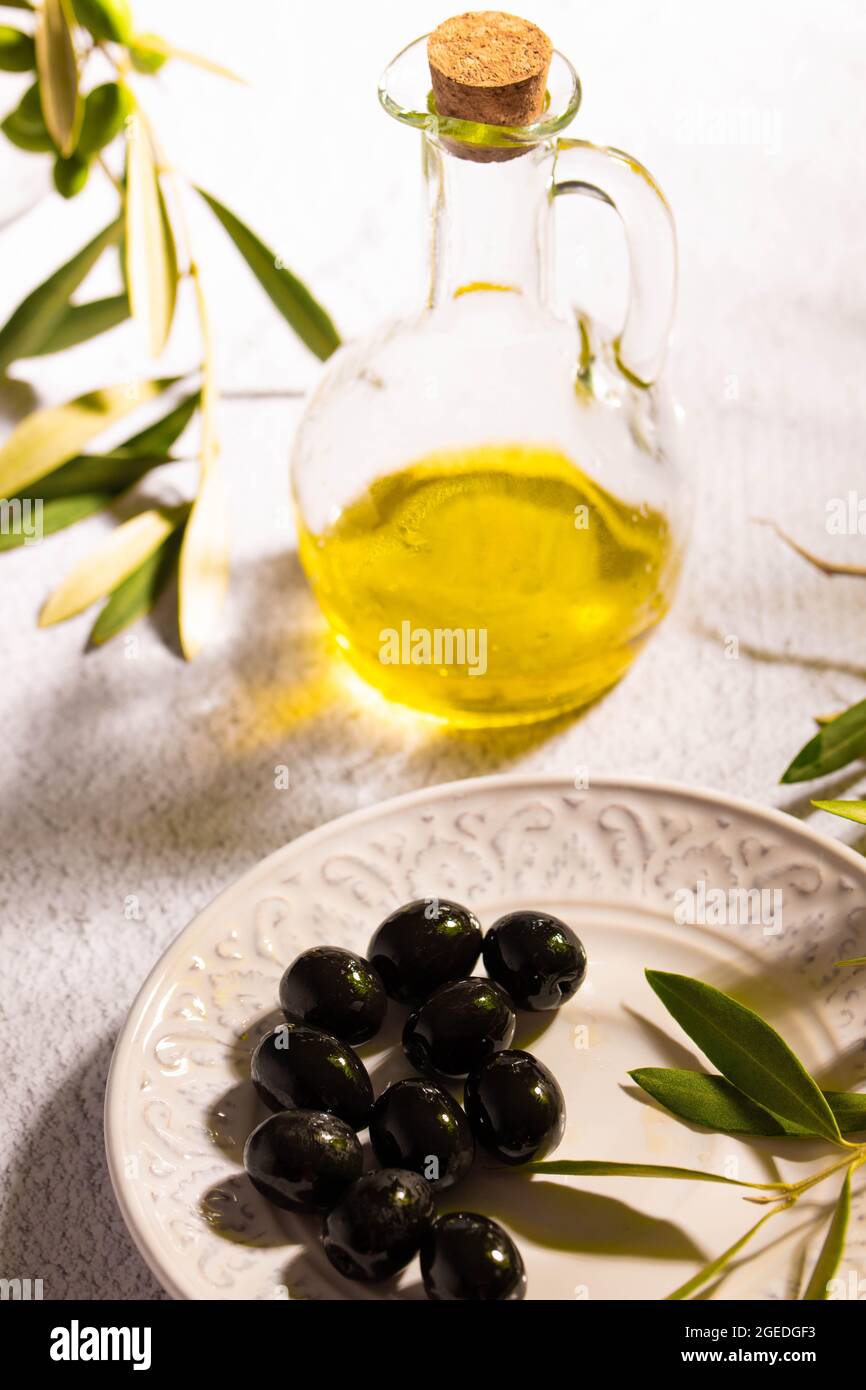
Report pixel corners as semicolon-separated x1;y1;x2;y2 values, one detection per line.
1;0;865;1299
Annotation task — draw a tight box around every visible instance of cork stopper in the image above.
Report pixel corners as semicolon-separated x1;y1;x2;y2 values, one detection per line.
428;11;553;141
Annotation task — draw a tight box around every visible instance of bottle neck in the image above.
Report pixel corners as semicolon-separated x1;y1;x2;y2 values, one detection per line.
424;139;552;307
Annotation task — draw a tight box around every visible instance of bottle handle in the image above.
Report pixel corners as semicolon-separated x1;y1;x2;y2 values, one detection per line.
552;139;677;388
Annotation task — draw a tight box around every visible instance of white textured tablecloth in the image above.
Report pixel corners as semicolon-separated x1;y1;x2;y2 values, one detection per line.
1;0;865;1299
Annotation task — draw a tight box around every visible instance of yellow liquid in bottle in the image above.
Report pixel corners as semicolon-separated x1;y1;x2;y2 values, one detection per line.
297;444;680;727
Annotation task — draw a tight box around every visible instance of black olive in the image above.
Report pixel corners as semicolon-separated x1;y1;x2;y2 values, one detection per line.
421;1212;526;1301
369;1079;474;1190
279;946;387;1045
483;910;587;1010
244;1110;363;1214
322;1169;435;1282
403;977;516;1079
368;898;482;1005
464;1049;565;1165
251;1024;373;1131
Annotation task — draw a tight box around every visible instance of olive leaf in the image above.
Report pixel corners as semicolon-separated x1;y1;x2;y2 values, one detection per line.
125;110;179;357
836;957;866;969
0;376;176;496
35;0;81;157
812;799;866;827
40;504;187;625
0;392;200;547
71;0;132;44
12;393;197;500
25;452;171;499
645;972;843;1145
90;516;186;645
127;32;244;83
178;440;228;660
196;188;340;361
78;80;133;157
0;24;35;71
53;150;89;199
666;1207;786;1301
28;293;130;356
0;492;114;551
0;456;174;548
517;1160;787;1192
1;81;55;150
782;696;866;783
802;1171;851;1300
630;1068;866;1138
112;389;199;457
1;453;193;554
127;31;168;74
0;216;122;372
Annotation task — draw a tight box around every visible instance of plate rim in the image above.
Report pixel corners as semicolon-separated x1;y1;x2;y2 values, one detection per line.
104;771;866;1300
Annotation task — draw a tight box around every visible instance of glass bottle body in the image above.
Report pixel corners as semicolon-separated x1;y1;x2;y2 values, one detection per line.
292;45;688;727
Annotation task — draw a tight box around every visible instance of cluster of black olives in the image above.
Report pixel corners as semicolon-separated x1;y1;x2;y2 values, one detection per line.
243;899;587;1300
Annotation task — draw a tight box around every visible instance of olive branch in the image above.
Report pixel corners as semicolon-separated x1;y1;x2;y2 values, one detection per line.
738;517;866;794
0;0;339;655
511;969;866;1300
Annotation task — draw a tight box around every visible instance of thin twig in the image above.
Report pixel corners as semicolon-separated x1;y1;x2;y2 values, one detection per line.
96;151;122;194
753;517;866;578
222;388;305;401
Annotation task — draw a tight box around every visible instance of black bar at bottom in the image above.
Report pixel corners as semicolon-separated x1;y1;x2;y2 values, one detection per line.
4;1295;859;1376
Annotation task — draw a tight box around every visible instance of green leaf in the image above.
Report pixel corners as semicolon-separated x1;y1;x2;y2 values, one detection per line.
196;187;340;361
826;1092;866;1132
0;397;196;549
782;697;866;783
630;1068;866;1138
125;110;178;356
0;491;113;549
0;25;36;71
53;150;89;198
645;971;843;1145
36;0;81;157
90;516;186;645
77;80;133;157
4;396;197;535
40;504;186;625
836;957;866;969
11;391;199;507
27;293;130;356
802;1171;851;1300
22;453;171;500
127;32;243;82
666;1207;785;1301
0;376;177;496
1;82;55;151
812;799;866;827
112;390;199;457
0;216;122;372
516;1160;787;1191
127;31;169;74
71;0;132;44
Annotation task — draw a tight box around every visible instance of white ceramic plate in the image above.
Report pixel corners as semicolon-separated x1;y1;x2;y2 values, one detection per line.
105;775;866;1301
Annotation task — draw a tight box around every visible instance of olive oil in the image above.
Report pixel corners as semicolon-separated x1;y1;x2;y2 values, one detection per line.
297;444;680;726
